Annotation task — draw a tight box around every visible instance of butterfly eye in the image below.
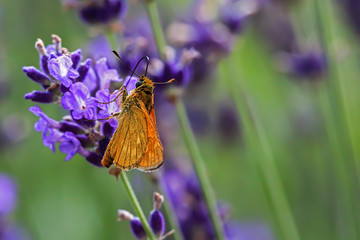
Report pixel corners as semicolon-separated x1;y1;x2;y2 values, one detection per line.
136;80;143;88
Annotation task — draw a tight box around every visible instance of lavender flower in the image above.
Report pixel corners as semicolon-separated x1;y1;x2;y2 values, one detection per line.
0;174;30;240
48;55;80;88
0;174;17;216
61;82;97;120
130;217;147;240
95;89;120;128
162;164;274;239
338;0;360;37
220;0;262;34
117;192;171;239
77;0;127;25
95;57;122;90
290;52;326;79
149;210;165;236
24;35;125;166
149;47;199;88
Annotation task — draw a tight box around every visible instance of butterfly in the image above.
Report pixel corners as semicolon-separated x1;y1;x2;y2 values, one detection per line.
100;51;173;171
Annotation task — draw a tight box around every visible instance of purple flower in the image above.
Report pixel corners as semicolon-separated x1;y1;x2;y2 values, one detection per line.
122;76;138;93
61;82;97;120
149;47;199;88
130;217;146;240
95;89;120;127
71;49;82;69
22;66;51;88
224;221;274;240
59;132;81;161
0;174;17;216
29;105;60;137
82;66;98;92
162;164;274;239
48;55;80;88
291;52;326;79
43;128;63;153
77;0;127;25
0;224;30;240
95;57;122;90
338;0;360;37
76;58;92;83
25;35;119;166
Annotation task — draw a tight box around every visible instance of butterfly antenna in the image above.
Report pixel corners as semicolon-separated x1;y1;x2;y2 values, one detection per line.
127;56;150;88
112;50;141;79
153;78;176;85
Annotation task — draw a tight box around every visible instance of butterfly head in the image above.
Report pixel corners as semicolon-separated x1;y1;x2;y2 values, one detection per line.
135;76;154;89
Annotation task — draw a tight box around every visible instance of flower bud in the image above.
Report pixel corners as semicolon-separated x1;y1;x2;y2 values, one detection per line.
130;217;146;240
24;90;57;103
23;66;51;88
149;210;165;236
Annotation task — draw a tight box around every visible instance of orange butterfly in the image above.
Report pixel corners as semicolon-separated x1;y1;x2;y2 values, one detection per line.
100;51;172;171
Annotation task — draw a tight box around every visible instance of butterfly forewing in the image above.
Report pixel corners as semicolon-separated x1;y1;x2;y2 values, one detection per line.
135;107;163;171
102;99;149;170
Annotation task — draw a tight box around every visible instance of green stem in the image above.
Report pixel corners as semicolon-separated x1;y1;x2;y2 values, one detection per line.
105;31;118;50
314;0;360;183
144;1;224;238
175;100;225;240
312;1;359;239
120;171;156;240
221;54;300;240
144;0;167;58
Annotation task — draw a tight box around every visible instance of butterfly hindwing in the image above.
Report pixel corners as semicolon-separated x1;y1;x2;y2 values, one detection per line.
136;107;163;171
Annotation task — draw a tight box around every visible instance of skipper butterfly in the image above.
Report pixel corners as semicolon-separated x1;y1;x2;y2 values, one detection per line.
100;51;173;171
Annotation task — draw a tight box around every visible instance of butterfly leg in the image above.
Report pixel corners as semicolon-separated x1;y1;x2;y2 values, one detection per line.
86;113;121;122
96;86;126;105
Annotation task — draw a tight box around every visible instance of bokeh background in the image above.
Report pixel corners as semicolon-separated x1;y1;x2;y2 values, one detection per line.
1;0;360;239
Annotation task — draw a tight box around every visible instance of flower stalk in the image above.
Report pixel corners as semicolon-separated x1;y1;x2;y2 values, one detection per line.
144;0;167;59
221;46;301;240
312;0;360;239
119;171;157;240
143;0;226;239
175;100;225;240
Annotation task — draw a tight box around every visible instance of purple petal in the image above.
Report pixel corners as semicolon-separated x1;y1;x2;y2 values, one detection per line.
123;76;137;93
82;66;97;91
43;129;63;153
59;132;81;161
34;118;47;132
71;49;82;69
48;58;61;79
95;57;121;89
71;110;83;120
68;68;80;79
61;91;77;110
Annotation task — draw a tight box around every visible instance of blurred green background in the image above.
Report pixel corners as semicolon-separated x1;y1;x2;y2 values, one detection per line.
1;0;360;240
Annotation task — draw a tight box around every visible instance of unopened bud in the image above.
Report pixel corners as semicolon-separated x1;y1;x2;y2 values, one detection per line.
35;38;46;56
117;209;134;221
153;192;164;210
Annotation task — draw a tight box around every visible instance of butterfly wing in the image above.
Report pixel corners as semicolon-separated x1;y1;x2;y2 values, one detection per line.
101;99;149;170
136;107;163;171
